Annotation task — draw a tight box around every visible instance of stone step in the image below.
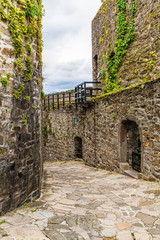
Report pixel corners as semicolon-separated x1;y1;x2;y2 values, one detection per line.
124;169;138;179
75;158;83;162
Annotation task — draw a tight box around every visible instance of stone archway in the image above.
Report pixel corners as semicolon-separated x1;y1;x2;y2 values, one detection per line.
74;137;82;159
120;120;141;172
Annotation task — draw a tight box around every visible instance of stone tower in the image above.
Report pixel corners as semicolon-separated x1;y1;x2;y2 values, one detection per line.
92;0;160;91
0;0;42;214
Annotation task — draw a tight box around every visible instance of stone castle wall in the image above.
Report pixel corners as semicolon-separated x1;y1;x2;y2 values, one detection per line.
42;0;160;181
92;0;160;88
42;79;160;181
42;105;84;162
0;1;42;214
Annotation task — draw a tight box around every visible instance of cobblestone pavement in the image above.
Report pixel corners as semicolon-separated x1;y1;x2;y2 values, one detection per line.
0;161;160;240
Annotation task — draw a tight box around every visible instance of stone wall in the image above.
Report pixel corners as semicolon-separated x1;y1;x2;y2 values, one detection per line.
42;105;84;162
0;2;42;214
42;0;160;182
42;79;160;181
92;0;160;88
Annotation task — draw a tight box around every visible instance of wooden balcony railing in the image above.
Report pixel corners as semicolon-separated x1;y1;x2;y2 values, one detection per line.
44;91;75;109
75;81;102;106
43;81;102;110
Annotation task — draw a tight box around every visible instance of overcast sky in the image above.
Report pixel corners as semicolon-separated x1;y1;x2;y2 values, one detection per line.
42;0;101;94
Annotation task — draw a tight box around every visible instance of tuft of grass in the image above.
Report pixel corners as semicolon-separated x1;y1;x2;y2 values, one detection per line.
23;202;29;206
0;220;5;225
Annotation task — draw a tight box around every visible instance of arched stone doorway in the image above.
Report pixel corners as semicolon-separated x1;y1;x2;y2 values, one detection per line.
120;120;141;172
74;137;82;158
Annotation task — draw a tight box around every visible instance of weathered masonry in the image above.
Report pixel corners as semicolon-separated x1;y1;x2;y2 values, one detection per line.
0;1;42;214
92;0;160;89
42;0;160;181
43;80;160;181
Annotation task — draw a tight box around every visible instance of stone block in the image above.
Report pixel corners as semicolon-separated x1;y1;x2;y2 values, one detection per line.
116;230;133;240
116;222;131;231
134;231;151;240
120;163;129;171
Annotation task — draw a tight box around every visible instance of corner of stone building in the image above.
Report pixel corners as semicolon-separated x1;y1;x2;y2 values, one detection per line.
0;1;42;215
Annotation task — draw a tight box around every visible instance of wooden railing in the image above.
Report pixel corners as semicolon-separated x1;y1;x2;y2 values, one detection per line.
75;81;102;106
44;91;75;109
43;81;102;109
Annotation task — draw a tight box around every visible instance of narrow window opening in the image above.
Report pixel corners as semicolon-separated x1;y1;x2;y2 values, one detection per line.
93;55;98;80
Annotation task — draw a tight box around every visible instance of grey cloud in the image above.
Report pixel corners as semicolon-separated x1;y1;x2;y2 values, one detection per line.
43;27;79;42
43;60;92;93
42;0;101;94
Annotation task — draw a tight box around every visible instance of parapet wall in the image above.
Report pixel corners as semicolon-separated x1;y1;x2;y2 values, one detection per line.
42;79;160;181
42;105;84;162
0;1;42;214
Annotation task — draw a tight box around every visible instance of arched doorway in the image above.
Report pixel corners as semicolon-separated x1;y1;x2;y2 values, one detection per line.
74;137;82;158
120;120;141;172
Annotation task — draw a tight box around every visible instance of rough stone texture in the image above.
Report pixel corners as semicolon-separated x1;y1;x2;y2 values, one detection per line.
0;5;42;214
43;79;160;180
92;0;160;87
0;161;160;239
42;105;84;162
42;0;160;180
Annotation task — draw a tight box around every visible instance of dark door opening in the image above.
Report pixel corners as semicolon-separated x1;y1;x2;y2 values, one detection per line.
74;137;82;158
120;120;141;172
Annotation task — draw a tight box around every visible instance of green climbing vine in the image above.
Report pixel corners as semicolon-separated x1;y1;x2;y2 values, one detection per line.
0;0;43;97
0;77;8;87
0;73;11;87
100;0;137;93
42;119;55;145
13;84;25;99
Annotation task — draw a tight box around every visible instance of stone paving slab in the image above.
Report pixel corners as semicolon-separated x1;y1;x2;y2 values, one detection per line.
0;161;160;240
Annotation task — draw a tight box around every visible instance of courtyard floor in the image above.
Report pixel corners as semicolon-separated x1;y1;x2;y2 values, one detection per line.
0;161;160;240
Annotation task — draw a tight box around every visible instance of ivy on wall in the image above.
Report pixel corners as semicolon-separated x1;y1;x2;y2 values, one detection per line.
0;73;11;87
0;0;43;97
100;0;137;93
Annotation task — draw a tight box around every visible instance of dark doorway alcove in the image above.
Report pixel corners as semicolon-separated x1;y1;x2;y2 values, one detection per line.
74;137;82;159
120;120;141;172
